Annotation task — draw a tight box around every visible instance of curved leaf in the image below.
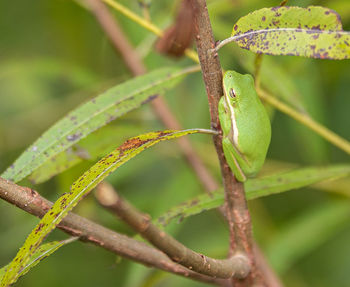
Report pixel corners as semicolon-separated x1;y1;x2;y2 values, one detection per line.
156;165;350;227
244;164;350;199
0;238;77;285
0;129;214;286
1;66;199;183
229;6;350;59
28;124;145;184
156;191;223;227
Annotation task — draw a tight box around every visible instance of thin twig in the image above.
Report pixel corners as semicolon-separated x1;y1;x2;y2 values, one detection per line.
0;177;229;286
85;0;218;192
254;53;263;89
96;182;251;279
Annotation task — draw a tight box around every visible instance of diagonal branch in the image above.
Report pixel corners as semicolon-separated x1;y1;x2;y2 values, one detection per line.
96;182;250;279
0;177;229;286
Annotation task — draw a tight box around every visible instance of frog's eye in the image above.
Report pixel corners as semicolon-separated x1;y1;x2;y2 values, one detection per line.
229;88;236;98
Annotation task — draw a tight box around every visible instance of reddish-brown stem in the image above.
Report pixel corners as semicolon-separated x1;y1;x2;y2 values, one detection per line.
191;0;263;285
96;182;251;279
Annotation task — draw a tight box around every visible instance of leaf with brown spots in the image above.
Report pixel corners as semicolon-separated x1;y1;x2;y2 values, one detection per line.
28;124;145;184
0;129;214;286
1;66;199;183
0;238;77;286
226;6;350;59
155;164;350;227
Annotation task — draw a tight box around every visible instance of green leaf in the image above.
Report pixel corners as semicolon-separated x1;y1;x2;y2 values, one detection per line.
156;165;350;227
28;124;145;184
0;129;213;286
266;201;350;273
1;66;199;183
156;191;223;227
244;164;350;200
0;238;77;285
230;6;350;59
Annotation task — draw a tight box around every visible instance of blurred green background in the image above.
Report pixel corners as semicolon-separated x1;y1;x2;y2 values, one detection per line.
0;0;350;286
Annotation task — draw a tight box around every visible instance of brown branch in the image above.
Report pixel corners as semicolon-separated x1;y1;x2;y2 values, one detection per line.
85;0;218;192
0;177;229;286
191;0;264;285
96;182;250;279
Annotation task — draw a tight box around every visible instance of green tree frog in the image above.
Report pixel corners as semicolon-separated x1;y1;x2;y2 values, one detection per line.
218;70;271;182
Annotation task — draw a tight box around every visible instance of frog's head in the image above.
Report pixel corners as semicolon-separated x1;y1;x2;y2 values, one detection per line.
223;70;255;105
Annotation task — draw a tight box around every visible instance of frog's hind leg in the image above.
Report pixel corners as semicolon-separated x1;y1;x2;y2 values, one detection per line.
222;138;247;182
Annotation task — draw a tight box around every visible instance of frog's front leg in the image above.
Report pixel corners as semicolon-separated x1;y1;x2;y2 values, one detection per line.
222;137;247;182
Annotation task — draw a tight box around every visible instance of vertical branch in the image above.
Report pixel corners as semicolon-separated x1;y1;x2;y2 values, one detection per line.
191;0;264;285
95;182;251;279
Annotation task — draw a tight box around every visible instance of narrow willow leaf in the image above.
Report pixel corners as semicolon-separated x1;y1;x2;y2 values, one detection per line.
156;192;223;227
28;124;145;184
244;164;350;199
0;129;214;286
225;6;350;59
0;238;77;284
1;66;199;183
266;201;350;273
156;165;350;227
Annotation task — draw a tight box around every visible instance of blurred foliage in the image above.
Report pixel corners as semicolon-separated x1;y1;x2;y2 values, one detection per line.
0;0;349;286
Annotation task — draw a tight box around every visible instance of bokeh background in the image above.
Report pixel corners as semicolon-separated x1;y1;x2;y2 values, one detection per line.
0;0;350;286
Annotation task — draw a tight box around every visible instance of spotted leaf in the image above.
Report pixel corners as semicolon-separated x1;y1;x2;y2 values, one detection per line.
156;164;350;227
230;6;350;59
28;124;145;184
0;238;77;286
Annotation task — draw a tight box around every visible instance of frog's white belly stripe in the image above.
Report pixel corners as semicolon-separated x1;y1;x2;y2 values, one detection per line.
229;148;246;181
225;95;239;145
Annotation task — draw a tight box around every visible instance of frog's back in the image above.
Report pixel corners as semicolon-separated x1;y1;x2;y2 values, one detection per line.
235;76;271;176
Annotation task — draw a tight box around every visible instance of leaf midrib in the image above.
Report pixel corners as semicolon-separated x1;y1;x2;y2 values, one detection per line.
7;69;185;181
